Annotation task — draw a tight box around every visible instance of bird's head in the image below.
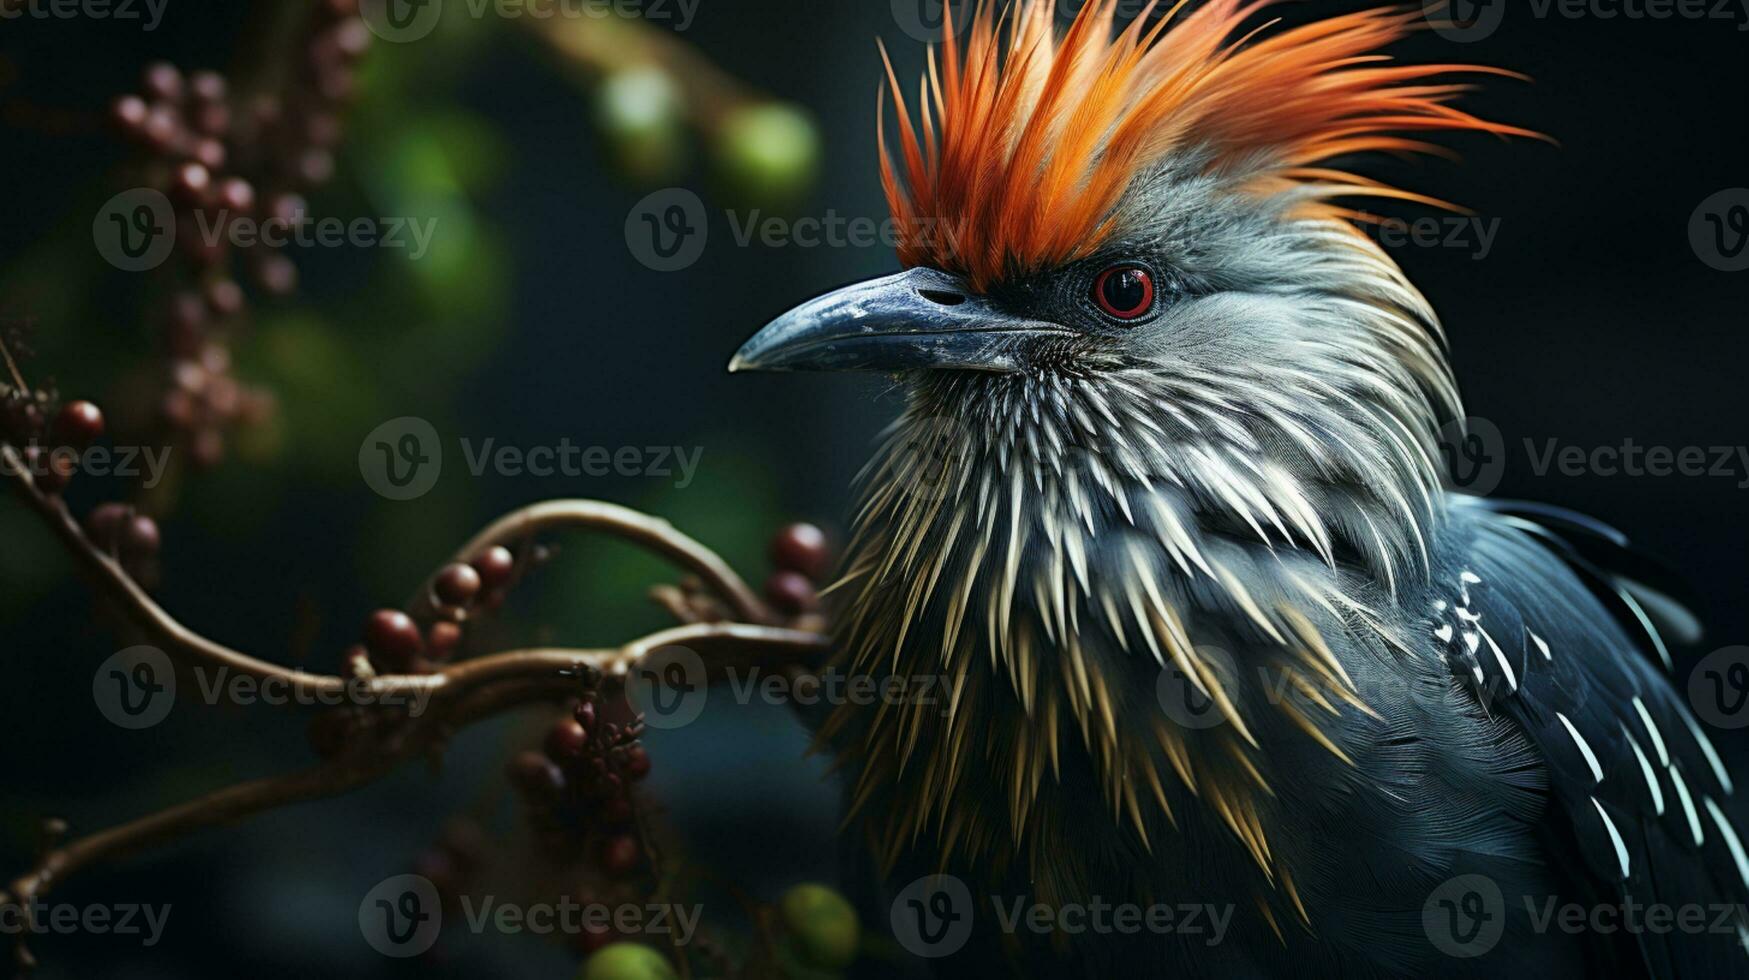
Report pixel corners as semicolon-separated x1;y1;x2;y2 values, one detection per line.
733;0;1532;583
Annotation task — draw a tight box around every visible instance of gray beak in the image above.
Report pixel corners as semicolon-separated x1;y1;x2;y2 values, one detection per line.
728;267;1066;374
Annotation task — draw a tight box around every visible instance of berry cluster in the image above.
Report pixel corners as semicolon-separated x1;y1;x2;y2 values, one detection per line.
510;679;655;953
109;0;370;470
0;388;165;580
764;522;830;618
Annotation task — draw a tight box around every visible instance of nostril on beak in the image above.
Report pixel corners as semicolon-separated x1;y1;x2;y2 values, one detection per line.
917;288;967;307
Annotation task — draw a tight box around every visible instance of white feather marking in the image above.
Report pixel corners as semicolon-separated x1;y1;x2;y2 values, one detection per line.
1479;626;1517;693
1670;765;1705;847
1591;797;1631;879
1704;797;1749;892
1634;697;1671;767
1680;709;1735;796
1529;630;1551;661
1556;712;1604;784
1622;725;1665;816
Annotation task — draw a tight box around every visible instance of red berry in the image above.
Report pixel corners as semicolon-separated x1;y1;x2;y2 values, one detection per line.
598;834;641;876
143;62;182;102
363;609;423;667
188;70;226;103
112;95;148;132
205;279;245;317
621;745;651;781
771;522;830;579
255;254;297;295
172;162;211;203
545;718;588;761
573;699;597;733
217;178;255;214
764;570;818;615
426;621;462;661
472;546;515;590
53;401;105;448
506;750;565;799
85;503;132;550
121;515;162;559
433;563;482;608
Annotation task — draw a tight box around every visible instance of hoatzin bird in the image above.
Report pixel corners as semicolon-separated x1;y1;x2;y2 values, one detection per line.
731;1;1749;975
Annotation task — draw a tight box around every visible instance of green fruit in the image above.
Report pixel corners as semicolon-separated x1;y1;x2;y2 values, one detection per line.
580;942;679;980
713;103;819;207
594;66;686;182
779;883;860;970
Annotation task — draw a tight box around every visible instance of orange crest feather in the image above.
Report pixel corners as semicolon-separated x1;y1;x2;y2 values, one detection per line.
879;0;1534;290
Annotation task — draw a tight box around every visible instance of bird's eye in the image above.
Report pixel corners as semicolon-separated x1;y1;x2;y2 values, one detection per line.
1091;265;1156;321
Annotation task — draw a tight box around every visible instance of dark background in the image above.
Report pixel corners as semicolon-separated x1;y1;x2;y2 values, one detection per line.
2;1;1746;976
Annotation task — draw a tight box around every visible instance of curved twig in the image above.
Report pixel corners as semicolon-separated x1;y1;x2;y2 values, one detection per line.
409;499;772;624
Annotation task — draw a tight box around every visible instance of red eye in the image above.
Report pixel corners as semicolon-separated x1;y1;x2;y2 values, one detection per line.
1092;265;1155;320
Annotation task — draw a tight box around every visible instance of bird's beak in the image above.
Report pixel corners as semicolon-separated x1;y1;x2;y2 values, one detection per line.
729;267;1063;374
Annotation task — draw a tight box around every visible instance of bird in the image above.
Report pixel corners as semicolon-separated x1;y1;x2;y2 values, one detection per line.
729;1;1749;976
